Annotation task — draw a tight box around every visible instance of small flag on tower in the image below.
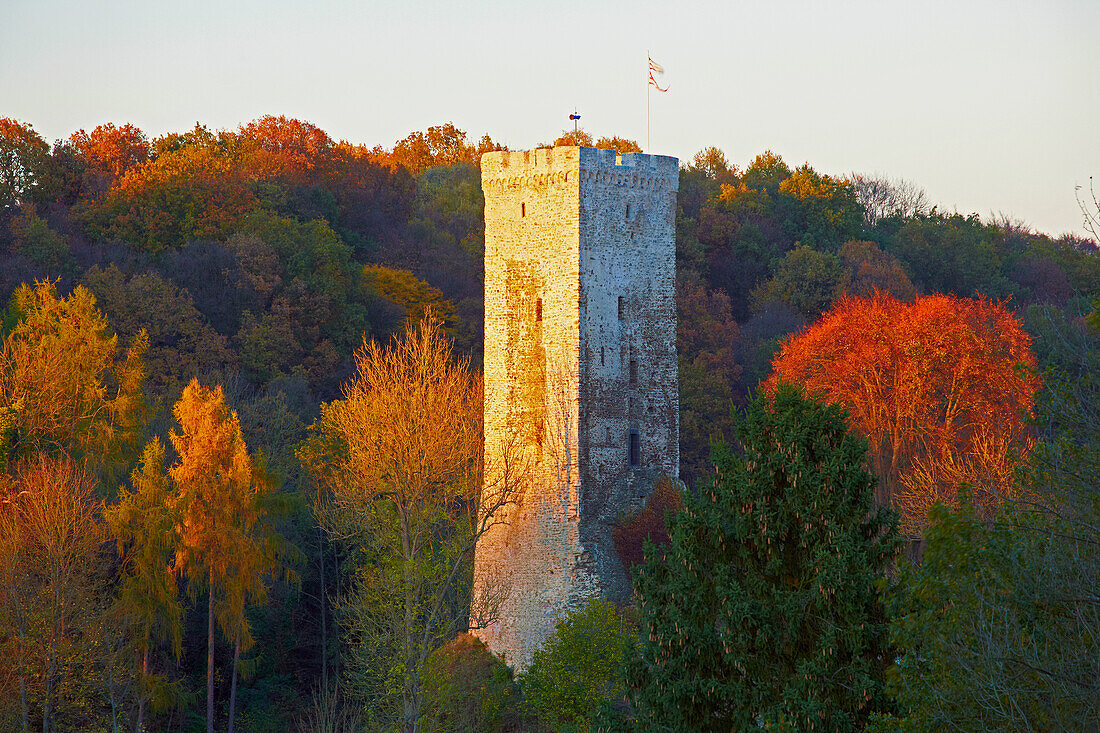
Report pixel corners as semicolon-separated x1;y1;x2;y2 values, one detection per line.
648;55;668;92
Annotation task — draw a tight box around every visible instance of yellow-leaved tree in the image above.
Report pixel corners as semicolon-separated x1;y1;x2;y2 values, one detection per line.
0;280;146;484
301;314;524;733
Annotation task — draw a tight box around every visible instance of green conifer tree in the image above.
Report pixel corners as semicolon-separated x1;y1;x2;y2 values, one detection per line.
105;439;183;732
629;385;899;731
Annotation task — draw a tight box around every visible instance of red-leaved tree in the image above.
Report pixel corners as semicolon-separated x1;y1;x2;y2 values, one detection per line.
764;292;1039;536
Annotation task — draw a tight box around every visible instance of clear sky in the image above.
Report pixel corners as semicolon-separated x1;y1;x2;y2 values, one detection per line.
3;0;1097;238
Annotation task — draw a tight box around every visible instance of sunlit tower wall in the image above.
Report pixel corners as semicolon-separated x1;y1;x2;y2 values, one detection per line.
473;146;679;669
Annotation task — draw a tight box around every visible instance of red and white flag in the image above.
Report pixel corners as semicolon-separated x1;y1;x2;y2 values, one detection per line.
648;56;668;92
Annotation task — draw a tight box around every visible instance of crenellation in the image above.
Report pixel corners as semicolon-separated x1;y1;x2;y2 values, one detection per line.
473;145;678;670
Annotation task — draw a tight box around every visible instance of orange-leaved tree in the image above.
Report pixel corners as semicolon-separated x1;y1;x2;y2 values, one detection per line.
0;456;106;733
763;292;1039;536
167;379;280;733
78;134;255;251
68;123;151;194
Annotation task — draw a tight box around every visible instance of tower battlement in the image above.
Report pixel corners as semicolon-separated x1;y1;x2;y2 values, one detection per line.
473;146;678;669
481;145;678;185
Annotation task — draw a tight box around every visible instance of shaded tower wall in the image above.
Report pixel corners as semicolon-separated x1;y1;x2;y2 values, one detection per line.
473;146;678;670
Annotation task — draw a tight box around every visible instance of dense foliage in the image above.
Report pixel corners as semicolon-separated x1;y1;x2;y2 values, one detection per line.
875;309;1100;731
764;292;1041;535
520;599;634;732
628;386;900;731
0;112;1097;730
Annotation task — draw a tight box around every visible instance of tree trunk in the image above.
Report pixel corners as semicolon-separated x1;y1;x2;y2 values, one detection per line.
18;616;29;733
137;643;149;732
332;548;340;681
207;570;215;733
404;688;417;733
402;520;418;733
108;656;119;733
318;527;327;690
42;655;54;733
19;671;28;733
228;635;240;733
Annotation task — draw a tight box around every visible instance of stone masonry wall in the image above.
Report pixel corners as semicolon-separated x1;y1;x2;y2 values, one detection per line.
473;146;678;670
576;147;680;605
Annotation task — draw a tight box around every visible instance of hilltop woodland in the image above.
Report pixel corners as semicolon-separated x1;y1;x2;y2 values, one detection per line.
1;115;1098;732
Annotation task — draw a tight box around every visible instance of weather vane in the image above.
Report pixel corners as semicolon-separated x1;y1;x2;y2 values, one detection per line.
570;109;581;136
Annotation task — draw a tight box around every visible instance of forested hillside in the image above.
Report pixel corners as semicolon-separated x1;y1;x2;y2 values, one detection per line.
2;115;1098;732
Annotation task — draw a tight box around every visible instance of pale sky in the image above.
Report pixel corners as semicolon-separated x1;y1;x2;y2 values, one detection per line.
3;0;1097;238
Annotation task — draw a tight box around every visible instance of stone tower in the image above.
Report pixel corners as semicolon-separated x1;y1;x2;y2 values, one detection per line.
472;146;679;669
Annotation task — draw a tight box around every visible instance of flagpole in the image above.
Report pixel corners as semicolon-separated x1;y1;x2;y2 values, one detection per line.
646;50;650;152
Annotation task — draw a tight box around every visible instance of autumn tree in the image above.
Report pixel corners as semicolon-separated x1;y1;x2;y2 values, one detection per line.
676;150;731;264
0;281;146;484
611;476;684;575
628;386;899;731
594;135;642;153
695;151;795;319
776;165;864;250
78;133;255;251
237;115;334;173
302;314;521;733
68;123;151;195
875;307;1100;728
549;130;642;153
0;118;53;209
764;292;1040;535
687;146;738;183
0;457;108;733
167;379;279;733
875;302;1100;729
104;439;183;732
0;401;16;473
388;123;483;175
363;265;456;333
837;240;917;302
550;129;594;147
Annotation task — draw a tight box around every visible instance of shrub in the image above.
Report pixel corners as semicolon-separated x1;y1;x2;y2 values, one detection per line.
421;633;519;733
612;476;683;575
521;599;634;732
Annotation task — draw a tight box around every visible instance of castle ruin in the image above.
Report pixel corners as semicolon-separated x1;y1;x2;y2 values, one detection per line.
472;146;679;669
